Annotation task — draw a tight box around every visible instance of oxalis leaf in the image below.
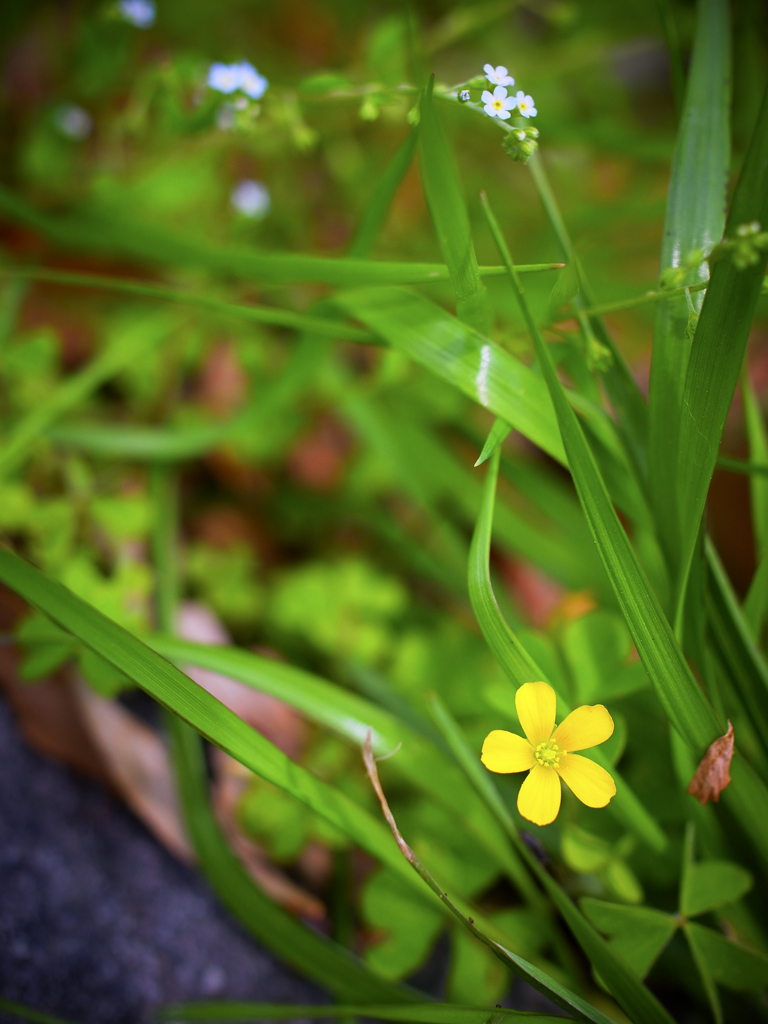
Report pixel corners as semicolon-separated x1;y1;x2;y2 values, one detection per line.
479;192;768;872
158;1003;568;1024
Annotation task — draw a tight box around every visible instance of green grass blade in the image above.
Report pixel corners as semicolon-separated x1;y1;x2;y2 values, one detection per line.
675;85;768;600
145;633;537;902
0;188;555;287
158;1004;566;1024
348;129;419;258
474;417;511;467
741;367;768;636
468;447;666;852
0;268;375;341
0;999;80;1024
48;421;236;461
426;691;676;1024
418;76;490;331
526;155;649;484
480;192;768;869
167;715;421;1003
0;547;436;899
647;0;731;568
0;310;177;479
705;541;768;760
654;0;686;116
335;287;564;462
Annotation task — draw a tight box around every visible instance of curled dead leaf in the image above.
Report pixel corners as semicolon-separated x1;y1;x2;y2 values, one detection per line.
687;721;734;805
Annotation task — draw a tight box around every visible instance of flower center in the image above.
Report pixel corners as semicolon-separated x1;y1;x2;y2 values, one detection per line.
519;101;528;112
534;739;561;768
493;100;503;109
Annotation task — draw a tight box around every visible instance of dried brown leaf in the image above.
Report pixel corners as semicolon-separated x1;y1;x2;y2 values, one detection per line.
687;721;734;805
73;679;193;861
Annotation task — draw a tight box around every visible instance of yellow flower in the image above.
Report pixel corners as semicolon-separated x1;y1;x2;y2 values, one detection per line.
481;681;617;827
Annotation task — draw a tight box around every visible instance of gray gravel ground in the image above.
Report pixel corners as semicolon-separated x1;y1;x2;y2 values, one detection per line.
0;694;325;1024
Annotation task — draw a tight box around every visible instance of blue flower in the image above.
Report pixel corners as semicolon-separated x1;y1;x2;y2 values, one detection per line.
207;61;268;99
208;63;241;94
117;0;156;28
231;180;271;219
234;61;268;100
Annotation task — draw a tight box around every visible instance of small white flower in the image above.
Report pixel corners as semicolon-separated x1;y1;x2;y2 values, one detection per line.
484;64;514;87
231;180;271;219
54;104;92;140
117;0;156;28
514;91;537;118
482;85;516;120
459;89;470;102
208;63;240;94
235;60;268;100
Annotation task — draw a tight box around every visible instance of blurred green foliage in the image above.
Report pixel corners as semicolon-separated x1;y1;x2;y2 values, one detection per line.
1;0;768;1021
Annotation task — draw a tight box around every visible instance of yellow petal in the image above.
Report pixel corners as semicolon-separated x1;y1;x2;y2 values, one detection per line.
557;753;617;808
515;681;556;746
553;703;614;752
517;764;561;826
481;730;534;774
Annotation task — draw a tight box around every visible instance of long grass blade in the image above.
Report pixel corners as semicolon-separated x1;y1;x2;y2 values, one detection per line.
675;85;768;602
418;76;489;331
146;633;538;903
0;547;440;899
480;191;768;869
647;0;731;569
158;1003;566;1024
0;188;556;287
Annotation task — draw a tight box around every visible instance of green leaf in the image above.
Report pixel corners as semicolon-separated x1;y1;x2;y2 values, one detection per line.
348;129;419;258
474;416;511;467
336;287;563;463
561;610;651;704
648;0;731;568
526;155;649;486
546;260;580;324
0;188;555;289
705;540;768;758
157;1003;569;1024
361;868;444;978
681;860;753;917
685;921;768;991
0;310;177;478
418;76;489;332
146;633;535;901
580;899;677;980
742;367;768;637
0;268;375;341
675;87;768;596
467;448;666;852
0;547;434;901
481;191;768;871
0;998;80;1024
166;715;420;1003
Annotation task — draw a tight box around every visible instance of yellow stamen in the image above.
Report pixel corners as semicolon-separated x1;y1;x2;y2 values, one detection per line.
534;738;561;768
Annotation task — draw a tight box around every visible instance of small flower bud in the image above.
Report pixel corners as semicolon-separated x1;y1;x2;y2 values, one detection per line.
502;126;539;163
459;89;471;103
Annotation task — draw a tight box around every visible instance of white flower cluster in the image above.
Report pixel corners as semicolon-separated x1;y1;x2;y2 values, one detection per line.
207;61;269;100
481;63;537;120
